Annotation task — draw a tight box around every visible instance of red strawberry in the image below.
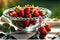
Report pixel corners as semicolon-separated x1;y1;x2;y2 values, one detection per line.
44;24;51;32
33;10;39;17
9;13;13;16
31;20;37;25
12;13;18;17
22;20;30;28
39;34;46;39
38;27;47;35
38;10;43;16
38;10;46;16
9;10;14;13
18;9;24;17
26;14;32;18
24;7;30;14
12;12;18;17
9;10;15;16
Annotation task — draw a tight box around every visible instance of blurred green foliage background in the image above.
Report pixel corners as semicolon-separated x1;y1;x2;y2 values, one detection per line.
0;0;60;18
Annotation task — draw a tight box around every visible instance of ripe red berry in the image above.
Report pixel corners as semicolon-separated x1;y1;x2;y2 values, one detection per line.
31;20;37;25
44;24;51;32
26;14;32;18
38;10;43;16
22;20;30;28
38;10;46;16
39;34;46;39
18;9;24;17
33;10;39;17
38;27;47;35
24;7;30;14
12;12;18;17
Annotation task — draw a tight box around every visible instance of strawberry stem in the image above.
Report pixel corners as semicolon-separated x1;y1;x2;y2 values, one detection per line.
27;4;29;7
30;9;34;14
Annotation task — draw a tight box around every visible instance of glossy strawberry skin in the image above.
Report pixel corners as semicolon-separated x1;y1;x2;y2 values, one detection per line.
39;34;46;39
30;20;37;25
24;7;30;14
12;12;18;17
18;9;24;17
22;20;30;28
39;27;47;39
33;10;39;17
12;13;18;17
26;14;32;18
9;11;15;16
44;24;51;32
38;10;44;16
38;27;47;35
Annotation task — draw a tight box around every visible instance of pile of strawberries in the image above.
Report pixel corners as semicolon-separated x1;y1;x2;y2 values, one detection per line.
8;5;46;18
38;23;51;39
14;20;37;28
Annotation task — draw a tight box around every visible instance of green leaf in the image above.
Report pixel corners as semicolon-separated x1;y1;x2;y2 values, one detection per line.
3;23;10;33
30;10;34;14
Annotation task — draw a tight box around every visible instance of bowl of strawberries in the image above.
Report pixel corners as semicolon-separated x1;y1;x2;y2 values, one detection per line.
3;5;51;33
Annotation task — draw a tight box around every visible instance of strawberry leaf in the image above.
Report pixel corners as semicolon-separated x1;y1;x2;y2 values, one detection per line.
30;10;34;14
